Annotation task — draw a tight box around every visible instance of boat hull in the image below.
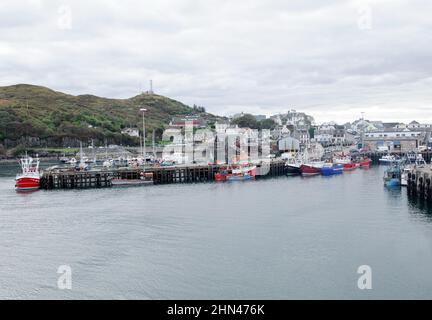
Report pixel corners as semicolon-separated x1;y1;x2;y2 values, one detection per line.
384;178;400;187
300;164;321;176
226;175;255;182
15;177;40;191
214;173;227;182
321;164;344;176
286;165;301;176
360;160;371;168
343;163;357;171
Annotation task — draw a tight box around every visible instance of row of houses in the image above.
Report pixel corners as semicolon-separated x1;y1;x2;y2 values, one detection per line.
314;120;432;153
119;106;432;154
314;122;356;146
120;110;315;152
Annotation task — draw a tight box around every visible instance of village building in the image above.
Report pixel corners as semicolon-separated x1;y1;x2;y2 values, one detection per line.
363;128;426;153
169;115;207;129
121;128;140;138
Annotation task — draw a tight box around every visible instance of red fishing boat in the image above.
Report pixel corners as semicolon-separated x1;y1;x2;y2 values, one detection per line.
343;163;357;171
15;156;41;191
359;157;372;168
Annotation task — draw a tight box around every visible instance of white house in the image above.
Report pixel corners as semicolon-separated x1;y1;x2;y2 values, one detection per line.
121;128;140;138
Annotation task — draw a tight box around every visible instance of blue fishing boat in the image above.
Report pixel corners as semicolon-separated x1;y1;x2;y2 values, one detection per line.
383;165;401;187
321;164;344;176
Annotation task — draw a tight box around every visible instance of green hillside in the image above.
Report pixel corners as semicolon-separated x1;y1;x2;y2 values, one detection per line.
0;84;223;154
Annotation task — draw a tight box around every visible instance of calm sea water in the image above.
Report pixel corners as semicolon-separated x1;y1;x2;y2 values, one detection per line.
1;162;432;299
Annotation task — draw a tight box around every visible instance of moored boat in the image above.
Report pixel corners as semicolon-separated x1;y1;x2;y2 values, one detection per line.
286;164;301;176
343;163;357;171
383;165;401;187
215;164;256;182
359;157;372;168
285;157;302;176
15;156;41;191
300;164;322;176
321;164;344;176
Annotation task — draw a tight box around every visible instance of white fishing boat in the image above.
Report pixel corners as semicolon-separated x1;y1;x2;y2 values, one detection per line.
283;152;303;176
333;154;352;165
379;155;400;165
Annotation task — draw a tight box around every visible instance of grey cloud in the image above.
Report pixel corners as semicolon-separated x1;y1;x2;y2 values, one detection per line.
0;0;431;124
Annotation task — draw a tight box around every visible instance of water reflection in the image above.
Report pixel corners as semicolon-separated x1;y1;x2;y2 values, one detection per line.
2;163;432;299
407;195;432;221
384;185;402;198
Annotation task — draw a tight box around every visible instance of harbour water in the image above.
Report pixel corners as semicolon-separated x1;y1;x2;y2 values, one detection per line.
1;162;432;299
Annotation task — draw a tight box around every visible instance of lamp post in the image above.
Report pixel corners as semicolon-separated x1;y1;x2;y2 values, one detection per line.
140;108;147;160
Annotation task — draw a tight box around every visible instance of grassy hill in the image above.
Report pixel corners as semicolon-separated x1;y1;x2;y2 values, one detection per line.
0;84;223;155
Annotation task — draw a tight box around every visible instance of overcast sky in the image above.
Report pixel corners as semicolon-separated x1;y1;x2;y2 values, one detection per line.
1;0;431;124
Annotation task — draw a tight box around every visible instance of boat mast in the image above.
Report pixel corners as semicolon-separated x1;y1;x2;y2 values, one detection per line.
79;141;84;166
361;112;365;150
152;130;156;158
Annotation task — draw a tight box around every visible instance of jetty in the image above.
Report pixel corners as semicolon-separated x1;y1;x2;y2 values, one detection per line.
39;160;287;190
36;150;432;191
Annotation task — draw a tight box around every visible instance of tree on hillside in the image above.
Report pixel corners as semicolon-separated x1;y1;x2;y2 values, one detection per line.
232;114;259;129
259;118;277;130
232;114;276;130
308;127;315;139
193;104;206;113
